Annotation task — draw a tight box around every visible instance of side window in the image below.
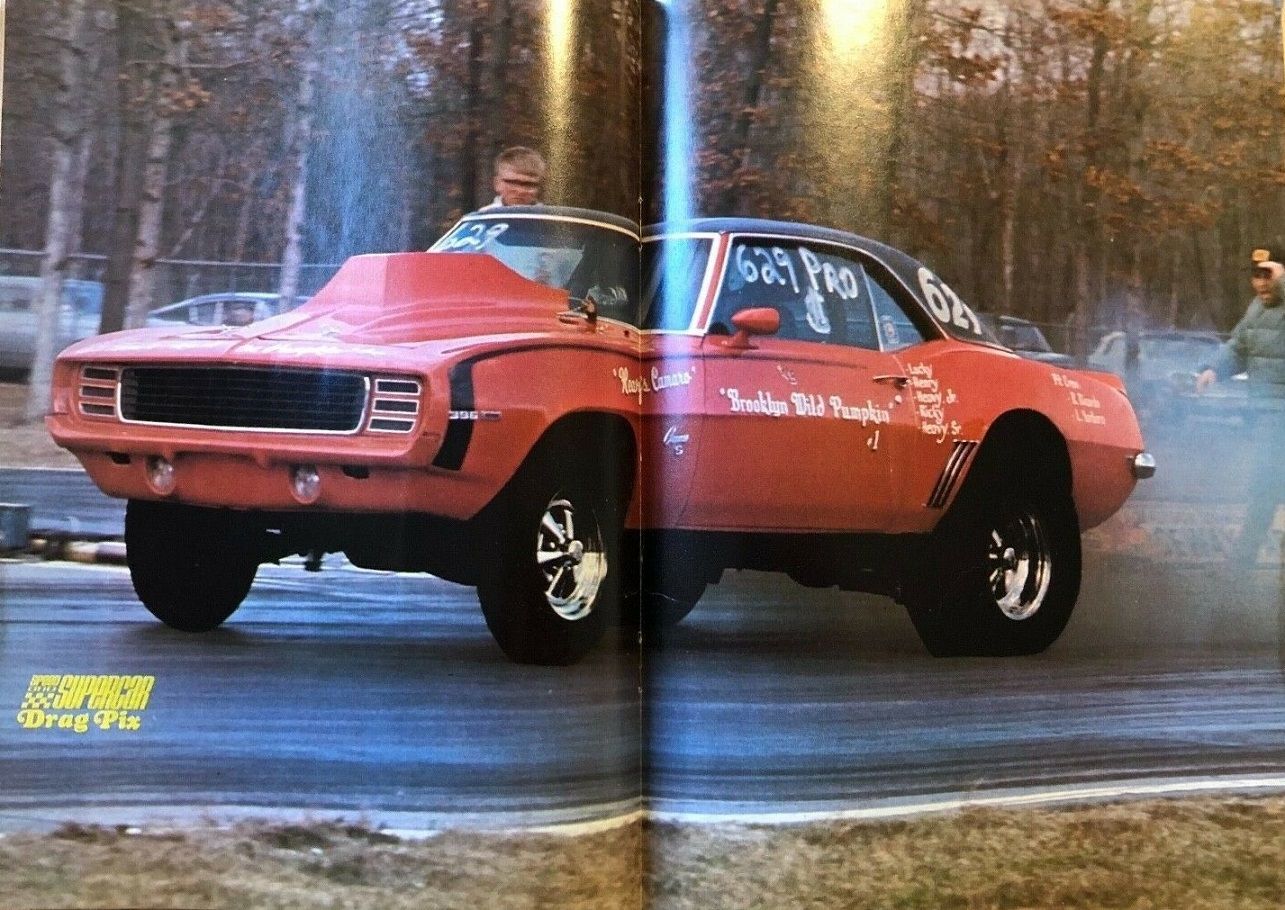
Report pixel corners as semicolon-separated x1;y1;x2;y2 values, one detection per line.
190;302;217;325
863;268;926;352
642;238;711;331
709;239;881;350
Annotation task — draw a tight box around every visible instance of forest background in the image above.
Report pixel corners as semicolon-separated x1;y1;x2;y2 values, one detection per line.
2;0;1283;413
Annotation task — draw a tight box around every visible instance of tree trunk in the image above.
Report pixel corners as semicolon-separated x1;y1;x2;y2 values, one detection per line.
484;0;512;166
879;0;929;240
98;1;156;335
278;10;319;308
717;0;779;214
123;104;176;326
1070;0;1111;361
25;0;92;423
124;21;183;328
458;19;485;211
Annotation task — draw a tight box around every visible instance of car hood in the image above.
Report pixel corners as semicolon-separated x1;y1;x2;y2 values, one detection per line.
59;253;585;364
263;252;571;343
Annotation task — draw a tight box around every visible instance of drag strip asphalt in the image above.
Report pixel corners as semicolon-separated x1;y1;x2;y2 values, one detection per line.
1;457;1283;830
0;558;640;830
2;553;1282;830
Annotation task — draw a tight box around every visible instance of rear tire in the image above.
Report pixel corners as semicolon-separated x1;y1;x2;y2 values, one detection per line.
477;445;627;666
642;584;705;630
905;462;1080;657
125;499;259;632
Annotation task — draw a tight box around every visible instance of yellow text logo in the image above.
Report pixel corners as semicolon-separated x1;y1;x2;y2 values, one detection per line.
16;675;154;734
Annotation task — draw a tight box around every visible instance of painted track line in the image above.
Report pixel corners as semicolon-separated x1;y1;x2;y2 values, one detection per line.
648;774;1285;825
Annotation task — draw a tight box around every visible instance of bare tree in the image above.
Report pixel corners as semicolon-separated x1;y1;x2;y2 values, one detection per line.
98;0;162;335
278;1;321;308
24;0;95;423
124;6;190;327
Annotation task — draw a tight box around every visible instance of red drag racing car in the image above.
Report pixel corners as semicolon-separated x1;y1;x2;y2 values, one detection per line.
47;207;1153;664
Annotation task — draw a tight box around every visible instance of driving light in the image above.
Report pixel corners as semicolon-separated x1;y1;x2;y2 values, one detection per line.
291;465;322;503
145;456;176;494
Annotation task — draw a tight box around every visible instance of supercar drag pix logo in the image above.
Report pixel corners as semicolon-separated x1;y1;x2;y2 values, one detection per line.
16;675;154;733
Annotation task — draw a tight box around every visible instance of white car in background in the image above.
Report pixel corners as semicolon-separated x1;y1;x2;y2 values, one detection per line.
0;276;104;374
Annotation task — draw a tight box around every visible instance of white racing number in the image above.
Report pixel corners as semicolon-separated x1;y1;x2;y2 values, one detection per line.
916;267;981;336
437;222;510;252
734;243;863;302
735;244;801;293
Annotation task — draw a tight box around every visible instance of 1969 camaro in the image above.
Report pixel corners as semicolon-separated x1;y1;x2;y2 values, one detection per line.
48;206;1153;664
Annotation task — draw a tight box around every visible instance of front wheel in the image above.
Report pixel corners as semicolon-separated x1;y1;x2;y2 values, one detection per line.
476;452;625;665
125;499;260;632
905;482;1080;657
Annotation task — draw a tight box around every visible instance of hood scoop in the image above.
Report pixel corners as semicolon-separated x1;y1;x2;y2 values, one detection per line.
257;252;571;345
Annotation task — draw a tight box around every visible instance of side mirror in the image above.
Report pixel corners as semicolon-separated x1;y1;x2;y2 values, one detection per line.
724;307;780;349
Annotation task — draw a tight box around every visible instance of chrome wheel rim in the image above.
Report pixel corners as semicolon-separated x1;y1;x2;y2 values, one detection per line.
986;511;1052;621
535;496;607;621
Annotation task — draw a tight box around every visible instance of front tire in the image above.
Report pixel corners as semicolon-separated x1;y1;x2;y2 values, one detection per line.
476;449;626;666
905;473;1080;657
125;499;260;632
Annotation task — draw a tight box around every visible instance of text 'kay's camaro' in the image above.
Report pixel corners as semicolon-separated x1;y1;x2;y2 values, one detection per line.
48;207;1153;664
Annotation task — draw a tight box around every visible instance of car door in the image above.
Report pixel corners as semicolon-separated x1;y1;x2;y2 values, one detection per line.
639;234;718;529
679;235;920;532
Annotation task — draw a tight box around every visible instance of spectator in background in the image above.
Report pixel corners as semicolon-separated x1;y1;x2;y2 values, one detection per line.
1196;246;1285;566
481;147;546;209
222;299;256;327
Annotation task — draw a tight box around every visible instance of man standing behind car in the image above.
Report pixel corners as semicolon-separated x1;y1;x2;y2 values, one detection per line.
481;146;546;208
1196;247;1285;566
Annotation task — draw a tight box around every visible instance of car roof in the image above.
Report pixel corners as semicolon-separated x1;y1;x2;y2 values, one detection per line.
459;205;640;235
155;292;283;309
644;217;930;293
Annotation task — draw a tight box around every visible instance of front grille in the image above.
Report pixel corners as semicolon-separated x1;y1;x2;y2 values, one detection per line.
78;365;120;419
366;376;422;433
120;366;369;433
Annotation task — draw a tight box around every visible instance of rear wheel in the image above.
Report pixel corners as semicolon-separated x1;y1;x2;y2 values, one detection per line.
905;468;1080;657
642;583;705;630
125;499;260;632
477;447;627;665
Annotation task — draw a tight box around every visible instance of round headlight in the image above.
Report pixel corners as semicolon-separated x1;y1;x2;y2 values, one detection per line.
145;456;176;495
291;465;322;504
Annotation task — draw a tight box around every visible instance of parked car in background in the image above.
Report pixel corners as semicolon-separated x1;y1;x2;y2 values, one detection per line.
977;313;1074;367
1166;367;1251;428
1088;329;1225;425
147;292;304;328
0;276;104;374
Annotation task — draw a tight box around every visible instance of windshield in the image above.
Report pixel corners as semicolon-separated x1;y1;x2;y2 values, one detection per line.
1007;322;1053;352
641;237;712;331
432;214;640;323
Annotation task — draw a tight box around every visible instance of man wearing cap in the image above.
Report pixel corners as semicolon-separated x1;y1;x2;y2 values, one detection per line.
1196;246;1285;565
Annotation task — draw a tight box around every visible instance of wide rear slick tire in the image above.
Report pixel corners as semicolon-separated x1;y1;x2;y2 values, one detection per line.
125;499;260;632
906;471;1080;658
477;444;628;666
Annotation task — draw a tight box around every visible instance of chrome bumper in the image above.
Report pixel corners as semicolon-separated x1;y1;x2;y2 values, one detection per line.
1131;452;1157;480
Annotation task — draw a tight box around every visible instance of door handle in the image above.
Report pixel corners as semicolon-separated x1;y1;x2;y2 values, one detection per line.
873;374;910;389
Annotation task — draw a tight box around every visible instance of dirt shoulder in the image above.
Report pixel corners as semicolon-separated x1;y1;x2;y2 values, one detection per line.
650;796;1285;909
0;818;644;910
3;797;1285;909
0;382;81;470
